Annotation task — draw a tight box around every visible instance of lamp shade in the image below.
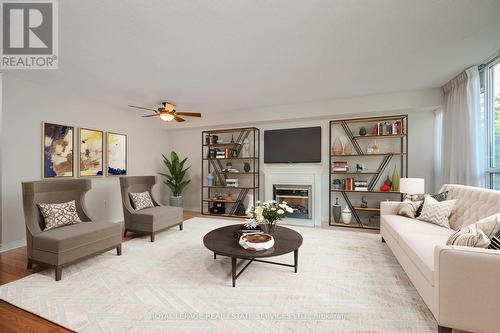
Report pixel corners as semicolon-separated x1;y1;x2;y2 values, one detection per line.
399;178;425;195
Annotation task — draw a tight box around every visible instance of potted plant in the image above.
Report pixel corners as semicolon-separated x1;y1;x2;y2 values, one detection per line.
159;151;191;207
246;200;293;234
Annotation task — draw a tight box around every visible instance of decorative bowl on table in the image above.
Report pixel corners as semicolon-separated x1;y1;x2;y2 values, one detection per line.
239;233;275;251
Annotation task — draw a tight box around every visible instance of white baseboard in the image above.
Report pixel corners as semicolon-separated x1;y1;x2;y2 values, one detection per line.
0;239;26;253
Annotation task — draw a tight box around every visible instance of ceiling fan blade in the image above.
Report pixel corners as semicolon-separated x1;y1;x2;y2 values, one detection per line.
174;115;186;122
175;112;201;117
128;105;158;113
142;114;160;118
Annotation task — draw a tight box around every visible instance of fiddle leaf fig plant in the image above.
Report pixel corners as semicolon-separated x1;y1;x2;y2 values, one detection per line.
159;151;191;197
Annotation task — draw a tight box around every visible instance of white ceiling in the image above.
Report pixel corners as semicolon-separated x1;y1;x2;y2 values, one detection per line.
6;0;500;114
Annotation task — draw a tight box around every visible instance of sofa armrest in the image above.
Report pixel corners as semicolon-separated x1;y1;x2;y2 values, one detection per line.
380;201;401;216
434;245;500;332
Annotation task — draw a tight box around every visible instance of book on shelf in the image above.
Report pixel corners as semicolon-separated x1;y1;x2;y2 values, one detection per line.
355;187;368;191
372;120;405;136
332;161;349;172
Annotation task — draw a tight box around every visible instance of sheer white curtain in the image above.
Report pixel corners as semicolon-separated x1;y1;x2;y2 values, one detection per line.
441;66;485;187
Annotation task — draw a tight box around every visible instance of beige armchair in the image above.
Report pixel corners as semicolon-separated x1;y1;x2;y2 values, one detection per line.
120;176;183;242
22;179;123;281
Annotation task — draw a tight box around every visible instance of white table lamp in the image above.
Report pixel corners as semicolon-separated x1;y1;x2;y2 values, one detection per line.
399;178;425;200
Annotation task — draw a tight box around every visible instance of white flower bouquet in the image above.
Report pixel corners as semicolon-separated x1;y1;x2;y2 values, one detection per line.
245;200;293;234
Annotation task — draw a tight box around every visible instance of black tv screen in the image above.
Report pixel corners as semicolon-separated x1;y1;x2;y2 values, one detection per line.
264;127;321;163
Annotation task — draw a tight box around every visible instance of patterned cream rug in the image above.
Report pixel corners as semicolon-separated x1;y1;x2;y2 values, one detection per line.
0;217;437;333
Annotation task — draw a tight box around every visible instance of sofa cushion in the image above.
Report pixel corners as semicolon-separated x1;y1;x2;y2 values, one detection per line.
129;191;155;211
38;200;82;231
398;232;452;286
383;215;453;242
417;196;456;228
33;221;122;253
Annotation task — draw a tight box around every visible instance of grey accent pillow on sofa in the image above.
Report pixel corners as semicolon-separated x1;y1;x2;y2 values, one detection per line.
397;200;423;219
38;200;82;231
417;195;456;228
447;215;500;248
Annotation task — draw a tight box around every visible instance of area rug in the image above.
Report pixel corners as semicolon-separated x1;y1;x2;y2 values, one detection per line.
0;217;436;332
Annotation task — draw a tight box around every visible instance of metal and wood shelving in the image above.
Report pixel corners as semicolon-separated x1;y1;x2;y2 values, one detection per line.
201;127;260;218
329;115;408;229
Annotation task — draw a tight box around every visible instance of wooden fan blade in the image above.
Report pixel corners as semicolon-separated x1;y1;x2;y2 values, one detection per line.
175;112;201;117
128;105;158;112
174;115;186;122
142;114;160;118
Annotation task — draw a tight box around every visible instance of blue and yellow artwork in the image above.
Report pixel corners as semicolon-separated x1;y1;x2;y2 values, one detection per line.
79;128;104;177
43;122;74;178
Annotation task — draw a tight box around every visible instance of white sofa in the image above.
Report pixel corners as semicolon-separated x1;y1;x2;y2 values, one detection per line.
381;184;500;333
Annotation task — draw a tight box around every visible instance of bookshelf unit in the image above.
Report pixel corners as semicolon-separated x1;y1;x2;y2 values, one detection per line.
201;127;260;218
329;115;408;229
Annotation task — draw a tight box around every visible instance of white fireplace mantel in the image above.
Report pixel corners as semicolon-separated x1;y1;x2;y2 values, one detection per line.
263;164;322;227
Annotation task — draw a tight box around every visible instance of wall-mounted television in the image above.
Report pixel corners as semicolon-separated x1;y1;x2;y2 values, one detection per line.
264;126;321;163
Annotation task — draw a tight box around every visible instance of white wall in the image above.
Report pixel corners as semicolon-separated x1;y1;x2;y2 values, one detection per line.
1;75;169;250
167;90;441;222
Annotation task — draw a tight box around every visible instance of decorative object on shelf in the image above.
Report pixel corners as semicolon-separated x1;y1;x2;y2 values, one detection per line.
332;136;343;155
391;165;400;191
107;132;127;176
239;233;274;251
207;172;214;186
230;135;235;144
159;151;191;207
359;127;367;136
332;179;341;190
242;138;250;157
341;207;352;224
332;197;341;222
346;178;354;191
361;196;368;208
354;180;368;191
384;175;392;187
367;140;380;154
42;122;74;178
245;200;293;235
380;184;391;192
399;178;425;201
210;135;218;144
78;128;104;177
371;124;378;135
210;202;226;214
225;148;234;158
226;179;239;187
343;141;353;155
217;138;224;144
226;193;234;202
244;162;251;173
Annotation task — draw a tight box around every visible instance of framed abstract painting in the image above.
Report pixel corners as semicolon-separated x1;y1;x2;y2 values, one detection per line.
42;122;74;178
107;132;127;176
78;128;104;177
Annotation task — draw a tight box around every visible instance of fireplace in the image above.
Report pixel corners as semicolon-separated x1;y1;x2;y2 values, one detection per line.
273;184;312;219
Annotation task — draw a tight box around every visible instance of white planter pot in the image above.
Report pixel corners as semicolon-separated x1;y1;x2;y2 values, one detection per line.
170;196;183;207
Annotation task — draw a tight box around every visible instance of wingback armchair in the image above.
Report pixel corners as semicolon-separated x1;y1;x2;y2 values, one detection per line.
120;176;183;242
22;179;123;281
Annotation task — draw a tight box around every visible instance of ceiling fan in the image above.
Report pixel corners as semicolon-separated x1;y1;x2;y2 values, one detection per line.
128;101;201;122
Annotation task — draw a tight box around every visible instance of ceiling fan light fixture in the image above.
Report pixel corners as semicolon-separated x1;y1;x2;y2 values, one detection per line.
163;102;176;112
160;112;175;122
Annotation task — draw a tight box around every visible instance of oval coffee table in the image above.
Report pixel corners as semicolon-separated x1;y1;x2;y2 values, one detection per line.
203;224;303;287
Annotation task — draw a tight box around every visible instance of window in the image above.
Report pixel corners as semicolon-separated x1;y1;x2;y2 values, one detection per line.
484;57;500;189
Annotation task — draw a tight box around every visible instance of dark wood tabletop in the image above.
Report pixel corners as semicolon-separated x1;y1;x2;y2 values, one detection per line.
203;224;303;259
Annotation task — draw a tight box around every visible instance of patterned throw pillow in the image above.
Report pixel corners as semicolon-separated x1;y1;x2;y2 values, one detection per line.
417;195;456;228
397;200;423;219
447;215;500;248
490;231;500;250
415;191;448;217
38;200;82;231
129;191;154;211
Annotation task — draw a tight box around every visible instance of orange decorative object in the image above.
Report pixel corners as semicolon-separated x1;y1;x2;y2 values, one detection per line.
332;136;343;155
380;184;391;192
343;141;353;155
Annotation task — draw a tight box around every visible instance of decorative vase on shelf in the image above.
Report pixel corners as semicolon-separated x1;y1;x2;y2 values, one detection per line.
384;175;392;187
332;198;341;223
392;166;400;192
341;207;352;224
244;162;251;173
332;136;343;155
207;172;214;186
359;127;367;136
343;141;353;155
